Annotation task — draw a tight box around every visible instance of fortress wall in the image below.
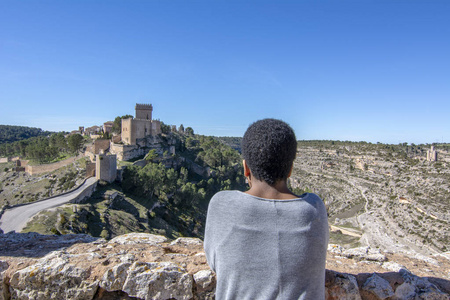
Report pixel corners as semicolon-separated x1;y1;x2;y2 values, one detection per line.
25;156;79;175
151;120;162;135
121;118;134;145
133;119;152;140
110;143;139;161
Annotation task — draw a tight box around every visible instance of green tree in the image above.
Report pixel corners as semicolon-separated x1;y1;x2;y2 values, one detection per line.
112;115;133;134
185;127;194;136
67;134;84;154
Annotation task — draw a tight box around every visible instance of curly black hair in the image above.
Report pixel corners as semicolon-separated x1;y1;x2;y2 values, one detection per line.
242;118;297;186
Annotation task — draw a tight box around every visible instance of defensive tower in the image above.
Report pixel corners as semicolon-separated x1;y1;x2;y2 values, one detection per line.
135;104;153;120
121;103;161;145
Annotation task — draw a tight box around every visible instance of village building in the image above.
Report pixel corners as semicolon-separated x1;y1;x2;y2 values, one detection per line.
103;121;114;135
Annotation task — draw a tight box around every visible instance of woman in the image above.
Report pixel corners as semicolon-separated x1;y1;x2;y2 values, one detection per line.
204;118;329;300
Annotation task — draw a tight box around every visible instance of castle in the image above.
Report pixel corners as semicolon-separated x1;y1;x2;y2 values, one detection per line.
121;104;162;145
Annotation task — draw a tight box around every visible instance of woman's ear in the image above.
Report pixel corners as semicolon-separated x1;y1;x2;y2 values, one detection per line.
288;164;293;178
243;160;251;177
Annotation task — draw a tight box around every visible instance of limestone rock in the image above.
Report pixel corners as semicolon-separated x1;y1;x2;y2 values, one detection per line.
194;269;215;290
391;270;449;300
0;260;9;300
362;273;394;299
9;252;98;300
325;270;362;300
122;261;193;300
381;261;408;272
108;233;168;245
170;237;203;247
100;262;131;292
342;246;387;262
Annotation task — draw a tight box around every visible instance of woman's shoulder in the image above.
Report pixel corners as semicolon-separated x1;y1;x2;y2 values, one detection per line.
210;190;244;203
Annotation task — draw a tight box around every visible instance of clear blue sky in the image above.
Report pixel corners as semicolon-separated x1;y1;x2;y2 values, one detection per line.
1;1;449;144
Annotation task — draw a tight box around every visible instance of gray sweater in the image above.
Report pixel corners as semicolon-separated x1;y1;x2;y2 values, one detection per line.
204;191;329;300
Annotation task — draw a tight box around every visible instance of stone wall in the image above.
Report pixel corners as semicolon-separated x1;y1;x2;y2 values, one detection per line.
121;118;135;145
110;143;145;161
24;156;80;176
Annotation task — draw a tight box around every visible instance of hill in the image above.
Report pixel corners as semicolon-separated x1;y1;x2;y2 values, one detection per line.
0;125;53;145
15;132;246;240
291;140;450;256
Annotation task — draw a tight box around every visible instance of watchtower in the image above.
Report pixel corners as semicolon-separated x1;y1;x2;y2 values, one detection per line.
135;104;153;120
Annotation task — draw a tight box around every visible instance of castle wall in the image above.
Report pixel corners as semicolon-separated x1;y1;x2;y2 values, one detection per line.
110;143;145;161
151;120;162;135
25;156;80;175
121;118;135;145
96;154;117;183
133;119;153;140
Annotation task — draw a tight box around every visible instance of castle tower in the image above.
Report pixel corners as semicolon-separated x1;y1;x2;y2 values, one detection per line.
96;151;117;183
121;103;161;146
135;103;153;120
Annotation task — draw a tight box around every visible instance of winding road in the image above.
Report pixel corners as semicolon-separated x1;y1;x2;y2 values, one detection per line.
0;177;98;233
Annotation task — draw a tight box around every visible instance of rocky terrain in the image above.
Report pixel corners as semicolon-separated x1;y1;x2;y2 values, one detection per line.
0;232;449;300
0;158;88;207
291;141;450;257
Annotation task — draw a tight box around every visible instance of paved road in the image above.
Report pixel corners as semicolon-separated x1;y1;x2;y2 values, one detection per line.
0;177;98;233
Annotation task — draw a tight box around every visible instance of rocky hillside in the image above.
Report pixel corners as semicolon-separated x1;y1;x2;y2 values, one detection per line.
0;232;448;300
291;141;450;256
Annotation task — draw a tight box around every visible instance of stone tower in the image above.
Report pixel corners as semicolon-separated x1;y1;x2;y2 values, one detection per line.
121;103;161;145
135;104;153;120
96;151;117;183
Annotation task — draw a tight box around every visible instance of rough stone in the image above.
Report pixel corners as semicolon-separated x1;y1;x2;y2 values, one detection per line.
9;252;98;300
325;270;362;300
108;233;168;245
362;273;394;299
0;233;448;300
0;260;9;300
122;261;193;300
170;237;203;247
100;262;131;292
381;261;408;272
194;269;215;289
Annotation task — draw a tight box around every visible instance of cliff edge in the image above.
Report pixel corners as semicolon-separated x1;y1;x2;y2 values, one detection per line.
0;232;448;300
